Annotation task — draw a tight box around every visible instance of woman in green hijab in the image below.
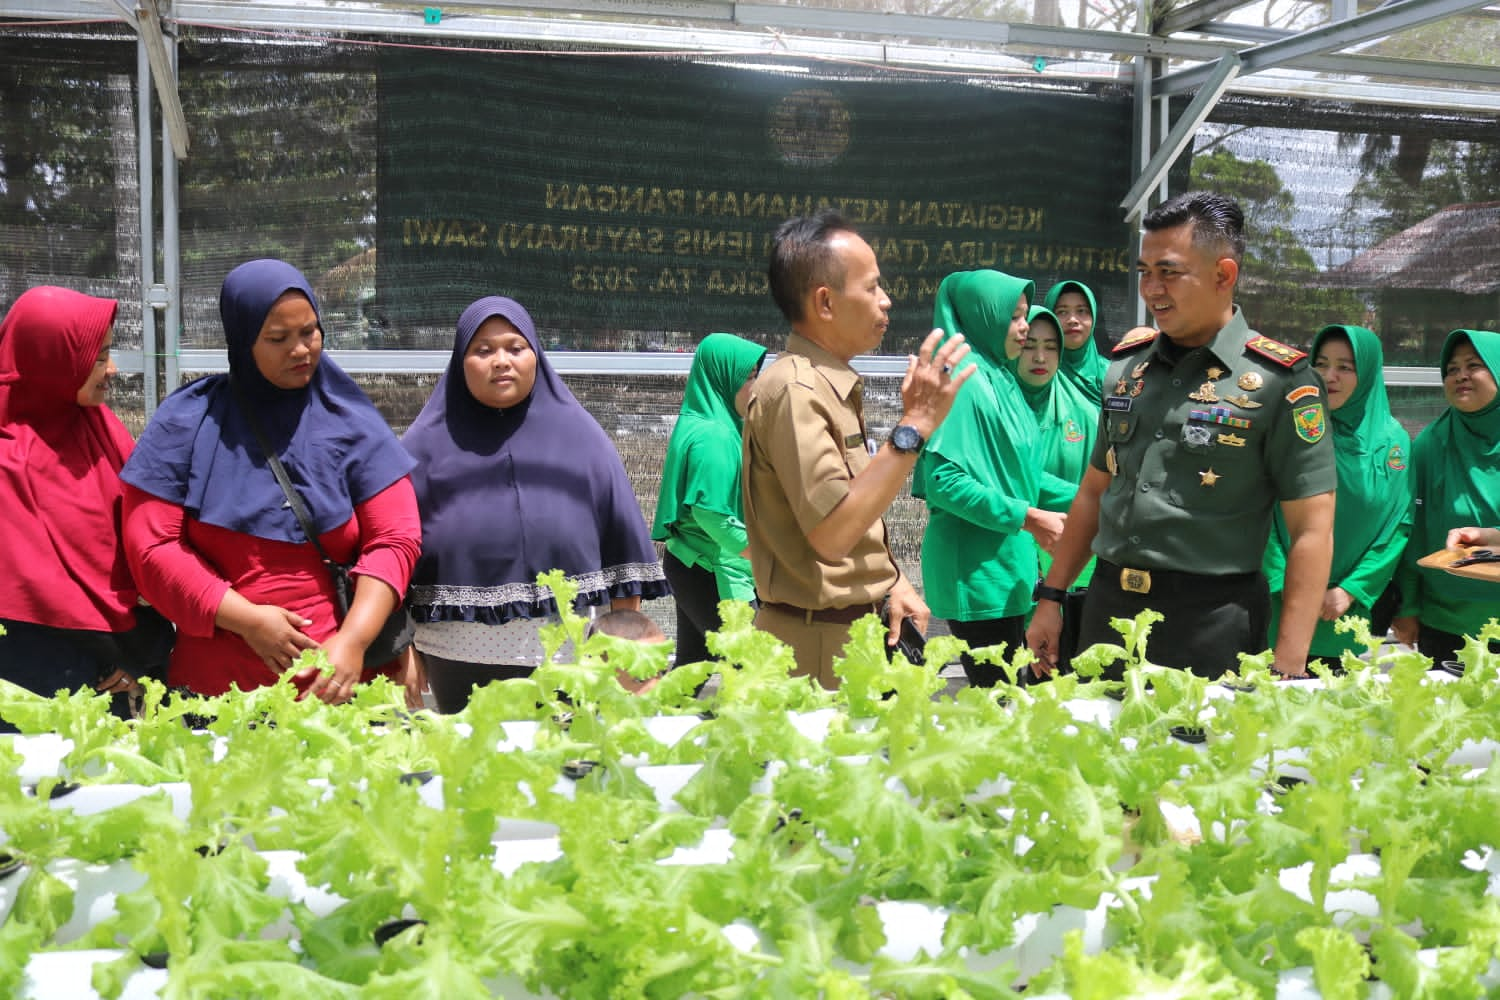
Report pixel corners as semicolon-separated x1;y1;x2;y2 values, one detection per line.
1014;305;1100;589
915;271;1076;687
1264;325;1410;663
652;333;767;667
1043;280;1108;405
1393;329;1500;666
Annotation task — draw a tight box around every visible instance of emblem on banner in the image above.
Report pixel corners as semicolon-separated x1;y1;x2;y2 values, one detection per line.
768;90;851;165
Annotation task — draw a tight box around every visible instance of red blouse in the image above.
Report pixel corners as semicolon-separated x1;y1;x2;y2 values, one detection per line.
121;478;421;695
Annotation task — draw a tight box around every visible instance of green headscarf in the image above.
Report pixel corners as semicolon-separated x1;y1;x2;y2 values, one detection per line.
1320;324;1409;476
930;269;1034;375
652;332;766;541
1017;305;1099;490
916;270;1053;620
1018;305;1099;586
1043;279;1108;404
1400;329;1500;634
1266;325;1410;657
1421;329;1500;527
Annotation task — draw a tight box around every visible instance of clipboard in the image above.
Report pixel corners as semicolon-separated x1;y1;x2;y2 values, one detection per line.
1417;546;1500;584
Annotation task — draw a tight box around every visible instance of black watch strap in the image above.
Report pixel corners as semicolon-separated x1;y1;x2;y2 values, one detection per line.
1032;581;1068;604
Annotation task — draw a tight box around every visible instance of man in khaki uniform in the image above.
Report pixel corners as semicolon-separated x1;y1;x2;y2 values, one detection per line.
743;210;973;688
1027;191;1336;680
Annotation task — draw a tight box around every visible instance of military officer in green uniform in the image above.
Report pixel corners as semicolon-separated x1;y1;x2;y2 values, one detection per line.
1027;191;1336;679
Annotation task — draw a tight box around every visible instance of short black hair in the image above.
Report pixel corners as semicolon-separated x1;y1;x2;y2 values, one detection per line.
587;609;666;644
767;208;856;324
1142;191;1245;264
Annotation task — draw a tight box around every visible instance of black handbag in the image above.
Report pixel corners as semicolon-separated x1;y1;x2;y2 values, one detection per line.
235;391;413;669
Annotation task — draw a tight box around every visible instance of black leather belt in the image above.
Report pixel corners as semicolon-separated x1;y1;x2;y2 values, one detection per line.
1096;560;1259;598
760;601;882;625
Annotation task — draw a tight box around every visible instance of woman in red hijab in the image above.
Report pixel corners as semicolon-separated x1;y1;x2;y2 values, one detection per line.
0;287;171;729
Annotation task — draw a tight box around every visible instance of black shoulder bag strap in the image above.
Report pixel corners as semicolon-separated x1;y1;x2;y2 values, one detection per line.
230;379;344;582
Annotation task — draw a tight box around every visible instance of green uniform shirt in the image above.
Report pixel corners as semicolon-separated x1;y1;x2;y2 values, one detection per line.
1395;329;1500;638
916;270;1076;622
653;332;766;603
1265;324;1410;658
1090;308;1337;574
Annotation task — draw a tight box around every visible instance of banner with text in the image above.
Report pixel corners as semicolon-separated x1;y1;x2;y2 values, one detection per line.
377;55;1136;352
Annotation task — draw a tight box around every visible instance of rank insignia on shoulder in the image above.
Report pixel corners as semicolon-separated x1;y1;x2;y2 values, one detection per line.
1293;403;1326;443
1112;327;1159;354
1246;334;1307;367
1285;385;1320;404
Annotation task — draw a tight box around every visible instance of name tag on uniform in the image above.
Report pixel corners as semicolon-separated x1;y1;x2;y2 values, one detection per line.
844;432;865;450
1104;396;1133;412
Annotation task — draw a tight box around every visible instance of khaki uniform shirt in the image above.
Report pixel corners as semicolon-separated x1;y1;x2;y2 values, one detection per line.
742;333;899;609
1090;308;1337;575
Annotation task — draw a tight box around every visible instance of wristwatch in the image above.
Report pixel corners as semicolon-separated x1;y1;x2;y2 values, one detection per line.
1032;581;1068;604
889;424;925;454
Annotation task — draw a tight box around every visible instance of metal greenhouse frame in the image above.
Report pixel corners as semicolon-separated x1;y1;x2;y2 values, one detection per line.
5;0;1499;403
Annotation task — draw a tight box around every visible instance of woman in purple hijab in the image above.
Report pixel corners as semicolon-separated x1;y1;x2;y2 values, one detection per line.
401;295;669;712
121;259;421;702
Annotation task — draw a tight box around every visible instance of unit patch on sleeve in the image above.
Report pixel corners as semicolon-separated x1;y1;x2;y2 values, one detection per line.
1293;403;1326;443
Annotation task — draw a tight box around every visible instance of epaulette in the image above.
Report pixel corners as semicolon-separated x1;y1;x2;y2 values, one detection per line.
1111;326;1159;354
1245;334;1307;368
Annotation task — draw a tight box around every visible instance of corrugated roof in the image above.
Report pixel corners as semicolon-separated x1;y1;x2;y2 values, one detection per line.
1326;201;1500;293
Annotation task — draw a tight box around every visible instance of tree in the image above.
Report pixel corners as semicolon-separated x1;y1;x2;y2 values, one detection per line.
1190;146;1361;347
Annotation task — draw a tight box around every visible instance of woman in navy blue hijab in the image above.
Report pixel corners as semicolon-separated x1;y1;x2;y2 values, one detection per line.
121;259;421;702
401;295;668;712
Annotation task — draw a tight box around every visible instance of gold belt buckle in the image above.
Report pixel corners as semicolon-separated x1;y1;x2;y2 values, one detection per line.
1120;567;1152;594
